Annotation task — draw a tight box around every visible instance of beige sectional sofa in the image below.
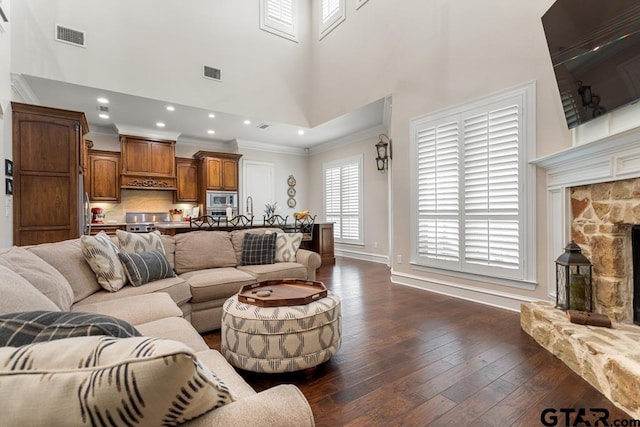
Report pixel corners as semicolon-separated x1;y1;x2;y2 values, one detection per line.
0;227;320;426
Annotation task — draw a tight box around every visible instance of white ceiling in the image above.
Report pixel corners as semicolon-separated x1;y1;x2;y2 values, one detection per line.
21;75;386;150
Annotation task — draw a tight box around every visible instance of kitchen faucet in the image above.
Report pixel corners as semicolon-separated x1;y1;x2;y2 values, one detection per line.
246;196;253;217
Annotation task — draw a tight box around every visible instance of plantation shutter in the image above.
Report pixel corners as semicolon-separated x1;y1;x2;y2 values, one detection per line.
416;122;460;262
266;0;293;26
322;0;340;24
324;157;362;244
463;105;520;270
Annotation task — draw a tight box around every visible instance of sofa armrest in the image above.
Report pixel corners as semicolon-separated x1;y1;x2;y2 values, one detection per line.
72;292;183;326
184;384;315;427
295;249;322;281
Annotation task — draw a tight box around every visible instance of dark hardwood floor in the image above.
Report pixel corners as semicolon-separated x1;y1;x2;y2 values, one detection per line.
203;258;630;426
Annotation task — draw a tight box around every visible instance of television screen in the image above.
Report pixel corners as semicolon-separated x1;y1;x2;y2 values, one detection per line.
542;0;640;128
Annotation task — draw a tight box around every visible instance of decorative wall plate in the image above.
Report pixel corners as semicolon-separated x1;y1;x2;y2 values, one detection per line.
287;175;296;187
287;187;296;197
287;197;296;208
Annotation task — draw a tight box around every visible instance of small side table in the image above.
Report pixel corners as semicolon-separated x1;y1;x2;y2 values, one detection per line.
221;291;341;373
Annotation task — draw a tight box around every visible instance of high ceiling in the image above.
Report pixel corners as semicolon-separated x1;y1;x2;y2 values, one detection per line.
22;75;386;150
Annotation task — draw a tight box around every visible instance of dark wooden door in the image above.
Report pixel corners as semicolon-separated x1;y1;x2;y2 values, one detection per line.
12;102;87;246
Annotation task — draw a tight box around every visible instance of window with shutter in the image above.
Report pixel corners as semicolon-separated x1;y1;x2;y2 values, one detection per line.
319;0;345;40
260;0;298;42
324;155;363;244
411;82;536;284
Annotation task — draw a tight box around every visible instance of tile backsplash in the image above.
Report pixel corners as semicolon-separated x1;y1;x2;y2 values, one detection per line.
90;190;198;222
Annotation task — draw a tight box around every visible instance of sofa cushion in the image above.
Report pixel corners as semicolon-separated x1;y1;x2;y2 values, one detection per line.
160;234;176;269
72;293;183;326
116;229;166;254
0;246;74;311
75;276;192;307
0;311;141;347
180;268;256;303
0;336;236;426
274;232;303;263
237;262;308;282
136;317;210;352
174;231;236;274
241;233;277;266
0;265;60;314
80;231;128;292
118;250;176;286
28;239;102;303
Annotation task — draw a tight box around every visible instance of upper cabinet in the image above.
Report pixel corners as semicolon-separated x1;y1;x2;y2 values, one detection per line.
120;135;176;190
175;157;198;203
194;151;242;192
11;102;89;246
89;150;121;202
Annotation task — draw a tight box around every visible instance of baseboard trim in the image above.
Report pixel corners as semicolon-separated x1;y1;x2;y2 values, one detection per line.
390;269;540;313
335;248;389;265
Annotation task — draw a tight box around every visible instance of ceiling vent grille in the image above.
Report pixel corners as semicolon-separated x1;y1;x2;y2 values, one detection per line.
55;24;86;47
203;65;222;81
257;123;271;129
96;105;109;112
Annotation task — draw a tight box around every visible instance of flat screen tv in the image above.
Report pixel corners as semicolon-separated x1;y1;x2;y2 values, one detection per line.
542;0;640;129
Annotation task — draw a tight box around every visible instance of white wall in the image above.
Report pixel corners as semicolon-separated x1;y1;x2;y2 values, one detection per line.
11;0;312;127
308;0;567;303
0;0;11;247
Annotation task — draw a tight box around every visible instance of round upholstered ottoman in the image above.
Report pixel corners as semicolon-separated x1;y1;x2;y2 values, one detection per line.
221;291;341;373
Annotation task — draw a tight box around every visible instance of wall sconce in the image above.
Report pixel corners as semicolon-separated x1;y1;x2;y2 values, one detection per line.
375;134;392;173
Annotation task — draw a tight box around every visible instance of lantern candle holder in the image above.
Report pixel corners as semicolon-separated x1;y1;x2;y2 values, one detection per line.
555;241;593;312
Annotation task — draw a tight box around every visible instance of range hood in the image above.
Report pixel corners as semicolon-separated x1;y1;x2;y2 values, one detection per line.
120;134;177;190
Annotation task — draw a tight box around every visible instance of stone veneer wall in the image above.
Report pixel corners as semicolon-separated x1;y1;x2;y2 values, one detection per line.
571;177;640;323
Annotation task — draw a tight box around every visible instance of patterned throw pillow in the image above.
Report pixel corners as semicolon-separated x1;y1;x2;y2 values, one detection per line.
116;230;166;254
274;232;303;262
80;231;128;292
241;233;277;266
0;336;236;426
0;311;141;347
118;250;176;286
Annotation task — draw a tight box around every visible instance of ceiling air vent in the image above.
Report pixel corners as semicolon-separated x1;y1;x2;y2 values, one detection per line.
55;24;86;47
203;65;222;81
257;123;271;130
96;105;109;112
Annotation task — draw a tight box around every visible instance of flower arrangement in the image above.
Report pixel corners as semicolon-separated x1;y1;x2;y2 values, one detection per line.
264;202;278;217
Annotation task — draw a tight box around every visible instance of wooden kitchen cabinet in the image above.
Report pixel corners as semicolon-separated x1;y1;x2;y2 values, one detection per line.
120;135;176;190
175;157;198;203
193;151;242;204
301;222;336;266
88;150;121;202
11;102;89;246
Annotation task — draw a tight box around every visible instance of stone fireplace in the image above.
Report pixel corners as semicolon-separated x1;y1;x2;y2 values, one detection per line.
521;123;640;418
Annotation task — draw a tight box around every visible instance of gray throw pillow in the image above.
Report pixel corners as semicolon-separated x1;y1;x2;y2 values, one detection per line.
0;311;141;347
117;250;176;286
241;233;277;265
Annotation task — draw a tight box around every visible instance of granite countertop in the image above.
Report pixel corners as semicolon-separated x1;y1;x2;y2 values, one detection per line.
154;222;191;229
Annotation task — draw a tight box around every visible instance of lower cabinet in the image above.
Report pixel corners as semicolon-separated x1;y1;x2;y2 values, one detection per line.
301;223;335;266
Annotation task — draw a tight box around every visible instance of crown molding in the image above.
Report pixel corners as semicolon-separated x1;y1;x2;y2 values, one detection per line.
11;74;40;105
308;123;388;155
235;138;308;156
177;136;235;152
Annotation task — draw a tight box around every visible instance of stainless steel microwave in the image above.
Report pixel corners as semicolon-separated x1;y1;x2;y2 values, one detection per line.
206;191;238;209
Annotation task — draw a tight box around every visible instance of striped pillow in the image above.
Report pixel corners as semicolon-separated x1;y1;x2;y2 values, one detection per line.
0;336;236;425
0;311;141;347
118;250;175;286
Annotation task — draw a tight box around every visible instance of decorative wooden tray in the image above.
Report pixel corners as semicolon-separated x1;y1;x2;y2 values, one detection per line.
238;279;328;307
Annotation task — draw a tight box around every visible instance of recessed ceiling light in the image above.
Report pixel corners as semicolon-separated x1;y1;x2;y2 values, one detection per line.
207;130;215;135
298;130;305;135
97;97;109;104
156;122;166;128
99;113;109;119
243;120;251;125
166;105;175;112
208;113;216;118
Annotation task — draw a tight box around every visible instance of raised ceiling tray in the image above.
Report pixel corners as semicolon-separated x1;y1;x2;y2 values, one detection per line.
238;279;328;307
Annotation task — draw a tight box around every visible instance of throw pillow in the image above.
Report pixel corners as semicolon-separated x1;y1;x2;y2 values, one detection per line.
0;311;141;347
116;229;166;254
241;232;277;266
80;231;128;292
0;246;74;311
274;232;303;263
0;336;236;426
0;265;60;315
118;250;176;287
